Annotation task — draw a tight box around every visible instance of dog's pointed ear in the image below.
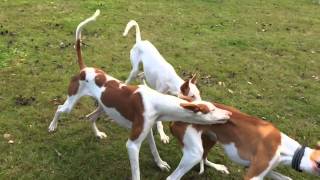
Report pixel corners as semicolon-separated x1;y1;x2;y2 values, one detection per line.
316;142;320;150
180;103;200;113
180;81;190;96
190;73;198;84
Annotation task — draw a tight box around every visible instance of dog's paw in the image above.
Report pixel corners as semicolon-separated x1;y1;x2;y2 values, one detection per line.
157;160;171;172
48;122;57;132
160;134;170;144
96;131;107;139
212;164;229;174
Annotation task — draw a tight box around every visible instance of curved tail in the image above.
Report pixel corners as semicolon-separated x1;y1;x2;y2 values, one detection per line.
75;10;100;70
123;20;141;42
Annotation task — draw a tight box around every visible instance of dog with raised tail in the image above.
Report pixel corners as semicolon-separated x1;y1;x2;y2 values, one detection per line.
48;10;231;180
168;102;320;180
123;20;202;143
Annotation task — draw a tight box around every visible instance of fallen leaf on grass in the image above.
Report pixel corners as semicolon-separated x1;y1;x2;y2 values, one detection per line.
3;133;11;139
228;89;234;94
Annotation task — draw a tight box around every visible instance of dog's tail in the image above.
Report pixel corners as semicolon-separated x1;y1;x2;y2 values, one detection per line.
75;10;100;70
123;20;141;42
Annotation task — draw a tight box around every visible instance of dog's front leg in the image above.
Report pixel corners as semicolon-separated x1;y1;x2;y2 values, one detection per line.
126;119;153;180
86;106;107;139
167;127;204;180
156;121;170;144
147;129;170;171
49;95;82;132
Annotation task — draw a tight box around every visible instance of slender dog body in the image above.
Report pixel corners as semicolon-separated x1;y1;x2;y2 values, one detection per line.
122;20;201;143
168;103;320;180
48;10;231;180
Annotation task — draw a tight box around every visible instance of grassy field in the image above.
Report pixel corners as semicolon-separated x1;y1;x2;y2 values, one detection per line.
0;0;319;179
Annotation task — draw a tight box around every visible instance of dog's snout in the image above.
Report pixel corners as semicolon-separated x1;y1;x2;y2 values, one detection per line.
226;110;232;116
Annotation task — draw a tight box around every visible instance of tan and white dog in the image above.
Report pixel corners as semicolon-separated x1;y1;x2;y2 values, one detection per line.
48;10;231;180
168;102;320;180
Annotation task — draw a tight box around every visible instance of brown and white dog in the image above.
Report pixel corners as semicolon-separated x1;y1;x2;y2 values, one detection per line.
89;20;202;144
168;103;320;180
47;10;231;180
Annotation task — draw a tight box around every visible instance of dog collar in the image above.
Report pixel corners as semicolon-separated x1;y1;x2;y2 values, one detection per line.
291;145;306;172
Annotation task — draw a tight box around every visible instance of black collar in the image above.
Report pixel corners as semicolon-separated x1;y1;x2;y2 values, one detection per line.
292;145;306;172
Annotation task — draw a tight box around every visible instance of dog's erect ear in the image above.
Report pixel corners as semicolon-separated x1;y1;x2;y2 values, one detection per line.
316;142;320;150
180;81;190;96
190;73;198;84
180;103;200;113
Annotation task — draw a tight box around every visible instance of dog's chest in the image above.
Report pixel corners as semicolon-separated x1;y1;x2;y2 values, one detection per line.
101;106;132;129
222;143;250;166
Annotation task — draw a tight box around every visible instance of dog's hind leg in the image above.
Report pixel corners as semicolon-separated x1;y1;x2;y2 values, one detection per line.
199;133;229;174
125;48;141;84
86;106;107;139
266;171;292;180
147;129;170;171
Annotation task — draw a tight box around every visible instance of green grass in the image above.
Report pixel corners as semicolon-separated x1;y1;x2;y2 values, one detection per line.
0;0;319;179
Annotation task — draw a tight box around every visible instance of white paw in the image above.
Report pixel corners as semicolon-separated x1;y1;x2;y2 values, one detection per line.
157;160;171;172
160;134;170;144
199;168;204;175
213;164;229;174
96;131;107;139
48;121;57;132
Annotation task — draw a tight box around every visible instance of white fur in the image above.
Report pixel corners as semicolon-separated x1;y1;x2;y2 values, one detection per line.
222;143;250;166
76;10;100;41
123;20;201;143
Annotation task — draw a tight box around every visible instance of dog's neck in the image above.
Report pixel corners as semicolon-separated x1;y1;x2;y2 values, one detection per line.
172;77;185;94
279;133;309;169
140;86;201;122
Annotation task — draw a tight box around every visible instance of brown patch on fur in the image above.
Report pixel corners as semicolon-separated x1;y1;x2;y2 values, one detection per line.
76;39;86;70
100;80;144;140
80;70;86;81
68;75;80;96
180;103;210;114
180;81;190;96
172;102;282;179
94;69;107;87
310;150;320;162
197;104;210;114
170;122;188;146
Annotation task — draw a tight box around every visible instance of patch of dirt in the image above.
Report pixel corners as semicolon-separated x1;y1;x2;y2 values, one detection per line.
15;95;36;106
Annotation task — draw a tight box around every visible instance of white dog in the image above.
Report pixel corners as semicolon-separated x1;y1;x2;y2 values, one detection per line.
124;20;202;143
48;10;231;180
